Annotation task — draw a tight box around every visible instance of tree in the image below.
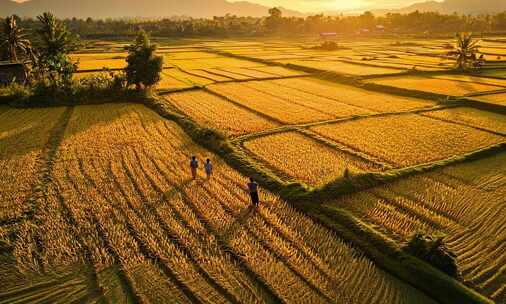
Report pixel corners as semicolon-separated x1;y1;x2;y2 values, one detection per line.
33;12;78;88
36;12;77;58
266;7;283;32
125;30;163;90
1;16;32;62
448;32;480;70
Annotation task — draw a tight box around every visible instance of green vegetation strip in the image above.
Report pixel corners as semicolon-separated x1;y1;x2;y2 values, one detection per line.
146;96;494;304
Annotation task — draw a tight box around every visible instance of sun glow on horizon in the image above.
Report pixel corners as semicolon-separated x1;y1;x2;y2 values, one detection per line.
228;0;420;12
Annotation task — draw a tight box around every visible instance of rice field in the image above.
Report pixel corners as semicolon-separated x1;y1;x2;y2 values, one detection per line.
243;132;382;186
0;106;66;225
272;78;434;112
166;90;278;136
368;76;504;96
473;93;506;106
207;82;334;124
311;114;504;167
323;152;506;303
278;59;405;76
0;103;437;304
423;107;506;135
241;80;375;118
4;38;506;303
76;59;127;71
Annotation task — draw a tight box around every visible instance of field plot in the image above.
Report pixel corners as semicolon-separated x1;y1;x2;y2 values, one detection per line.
166;90;278;136
480;69;506;79
324;152;506;303
368;76;504;96
278;59;404;76
433;74;506;88
220;67;280;79
272;78;434;112
185;69;232;82
472;92;506;106
242;80;374;117
76;59;127;71
0;106;66;225
1;103;437;304
158;70;194;90
205;68;251;80
167;57;263;70
249;66;306;77
311;114;504;167
164;68;215;87
207;82;334;124
243;132;382;186
423;107;506;135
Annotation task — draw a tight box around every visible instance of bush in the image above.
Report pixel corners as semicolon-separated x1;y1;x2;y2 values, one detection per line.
312;41;345;51
2;70;138;107
404;232;459;277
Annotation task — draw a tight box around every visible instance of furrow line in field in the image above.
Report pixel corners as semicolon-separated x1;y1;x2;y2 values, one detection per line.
115;154;238;304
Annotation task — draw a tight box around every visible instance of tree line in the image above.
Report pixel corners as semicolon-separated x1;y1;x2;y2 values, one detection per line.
2;9;506;39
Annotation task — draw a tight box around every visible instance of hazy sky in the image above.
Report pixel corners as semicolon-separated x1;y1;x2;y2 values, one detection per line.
230;0;426;12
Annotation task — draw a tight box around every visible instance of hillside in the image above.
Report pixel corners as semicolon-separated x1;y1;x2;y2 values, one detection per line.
0;0;303;18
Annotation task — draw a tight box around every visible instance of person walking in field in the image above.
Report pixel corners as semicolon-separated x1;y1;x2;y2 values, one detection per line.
205;158;213;180
247;178;259;207
190;156;199;180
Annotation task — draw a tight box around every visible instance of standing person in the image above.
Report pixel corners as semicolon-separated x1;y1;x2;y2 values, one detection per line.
190;156;199;180
247;178;259;207
204;158;213;180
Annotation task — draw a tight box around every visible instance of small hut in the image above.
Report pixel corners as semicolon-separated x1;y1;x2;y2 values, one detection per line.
0;63;27;85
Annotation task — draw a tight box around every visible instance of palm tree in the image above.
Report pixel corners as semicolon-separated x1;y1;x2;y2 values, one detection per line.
448;32;480;70
36;12;76;57
1;16;32;62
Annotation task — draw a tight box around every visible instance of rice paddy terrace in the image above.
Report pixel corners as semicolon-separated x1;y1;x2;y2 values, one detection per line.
1;37;505;304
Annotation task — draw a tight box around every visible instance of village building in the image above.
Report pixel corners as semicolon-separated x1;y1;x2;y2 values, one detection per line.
0;62;27;85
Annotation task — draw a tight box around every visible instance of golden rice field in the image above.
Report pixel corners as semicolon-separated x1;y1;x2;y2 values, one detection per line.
271;78;434;112
368;76;504;96
76;59;127;71
310;114;504;167
433;75;506;88
241;80;374;118
4;38;506;303
423;107;506;135
243;132;382;186
207;82;334;124
0;107;66;225
0;104;437;304
166;90;278;136
473;93;506;106
324;152;506;303
278;59;404;76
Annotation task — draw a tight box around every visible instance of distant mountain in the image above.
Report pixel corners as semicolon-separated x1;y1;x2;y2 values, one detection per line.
0;0;304;18
373;0;506;15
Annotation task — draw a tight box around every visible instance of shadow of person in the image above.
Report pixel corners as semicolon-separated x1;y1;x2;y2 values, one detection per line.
221;205;256;242
161;178;195;202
